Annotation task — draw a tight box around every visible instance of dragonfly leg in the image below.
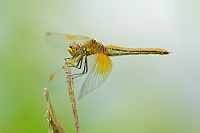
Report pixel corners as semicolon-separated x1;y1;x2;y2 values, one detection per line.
83;55;88;73
72;56;88;79
76;56;83;69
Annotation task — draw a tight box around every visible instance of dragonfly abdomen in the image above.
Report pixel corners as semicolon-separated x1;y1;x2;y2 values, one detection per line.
104;45;171;56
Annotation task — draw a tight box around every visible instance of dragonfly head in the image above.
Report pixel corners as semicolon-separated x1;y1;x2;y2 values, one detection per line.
68;42;81;56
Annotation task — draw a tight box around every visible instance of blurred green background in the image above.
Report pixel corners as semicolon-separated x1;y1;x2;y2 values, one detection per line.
0;0;200;133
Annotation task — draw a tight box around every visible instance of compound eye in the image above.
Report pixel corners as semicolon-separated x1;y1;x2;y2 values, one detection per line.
71;42;79;49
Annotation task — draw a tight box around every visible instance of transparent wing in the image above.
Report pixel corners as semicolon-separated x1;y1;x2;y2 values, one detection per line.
45;67;67;94
79;53;112;99
45;56;86;94
46;32;90;52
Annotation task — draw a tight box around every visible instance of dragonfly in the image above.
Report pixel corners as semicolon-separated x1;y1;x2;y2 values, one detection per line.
46;32;171;99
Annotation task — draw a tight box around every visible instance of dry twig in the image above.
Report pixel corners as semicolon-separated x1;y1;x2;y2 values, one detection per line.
63;59;80;133
44;88;65;133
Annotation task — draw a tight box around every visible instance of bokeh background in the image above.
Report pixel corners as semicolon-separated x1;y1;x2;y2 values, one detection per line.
0;0;200;133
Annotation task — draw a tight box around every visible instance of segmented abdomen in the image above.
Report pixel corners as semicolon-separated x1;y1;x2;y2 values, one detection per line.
104;45;171;56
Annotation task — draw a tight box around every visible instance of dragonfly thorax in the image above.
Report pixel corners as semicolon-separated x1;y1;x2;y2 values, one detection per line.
83;39;104;56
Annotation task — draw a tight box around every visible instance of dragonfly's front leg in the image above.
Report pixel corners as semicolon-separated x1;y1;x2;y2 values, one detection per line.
65;57;83;69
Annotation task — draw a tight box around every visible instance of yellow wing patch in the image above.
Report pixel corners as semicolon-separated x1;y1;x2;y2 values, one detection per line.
65;35;78;40
95;53;112;76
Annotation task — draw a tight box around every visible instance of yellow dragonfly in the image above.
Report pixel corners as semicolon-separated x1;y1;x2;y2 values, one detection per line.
46;32;171;99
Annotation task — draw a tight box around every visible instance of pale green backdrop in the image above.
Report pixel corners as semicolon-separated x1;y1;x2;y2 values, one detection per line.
0;0;200;133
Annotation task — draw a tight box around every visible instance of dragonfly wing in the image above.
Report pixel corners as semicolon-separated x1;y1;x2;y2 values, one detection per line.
45;67;68;93
46;32;90;53
46;56;84;93
79;53;112;99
